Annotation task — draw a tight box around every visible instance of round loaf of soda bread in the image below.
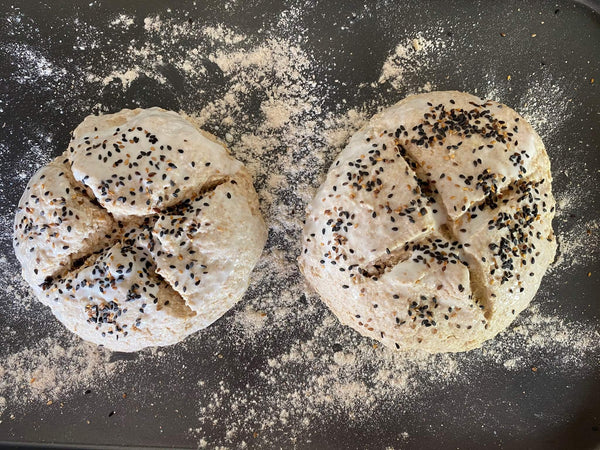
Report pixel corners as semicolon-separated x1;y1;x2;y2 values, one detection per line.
14;107;267;352
299;91;556;353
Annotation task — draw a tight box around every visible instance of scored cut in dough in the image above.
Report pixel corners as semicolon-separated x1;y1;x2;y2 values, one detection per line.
13;157;116;287
14;107;267;352
68;108;243;217
40;221;198;352
151;170;266;327
300;91;556;353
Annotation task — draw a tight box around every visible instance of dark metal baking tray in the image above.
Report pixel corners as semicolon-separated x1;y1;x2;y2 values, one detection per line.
0;0;598;449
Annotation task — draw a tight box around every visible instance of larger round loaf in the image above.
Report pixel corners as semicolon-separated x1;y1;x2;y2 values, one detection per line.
14;107;267;352
300;91;556;353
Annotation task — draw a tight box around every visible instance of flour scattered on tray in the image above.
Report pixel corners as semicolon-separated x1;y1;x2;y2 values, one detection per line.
110;14;134;29
0;8;598;448
2;44;65;84
0;337;119;418
378;32;446;92
100;69;141;88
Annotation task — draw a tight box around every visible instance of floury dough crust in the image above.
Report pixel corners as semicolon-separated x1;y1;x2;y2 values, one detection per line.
12;157;116;287
68;108;243;217
300;91;557;353
14;107;267;352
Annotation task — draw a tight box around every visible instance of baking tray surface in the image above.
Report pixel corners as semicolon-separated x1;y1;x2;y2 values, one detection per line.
0;1;598;448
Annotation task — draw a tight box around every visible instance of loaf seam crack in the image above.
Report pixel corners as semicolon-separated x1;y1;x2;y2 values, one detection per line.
39;163;231;294
393;142;491;313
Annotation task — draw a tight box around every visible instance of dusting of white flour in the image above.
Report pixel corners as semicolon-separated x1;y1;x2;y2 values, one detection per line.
0;8;597;447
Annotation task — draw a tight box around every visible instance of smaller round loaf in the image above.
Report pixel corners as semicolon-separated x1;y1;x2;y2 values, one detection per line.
14;107;267;352
299;91;556;353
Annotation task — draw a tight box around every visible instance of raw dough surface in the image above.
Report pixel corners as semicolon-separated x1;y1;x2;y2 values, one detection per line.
14;107;267;352
300;91;556;353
